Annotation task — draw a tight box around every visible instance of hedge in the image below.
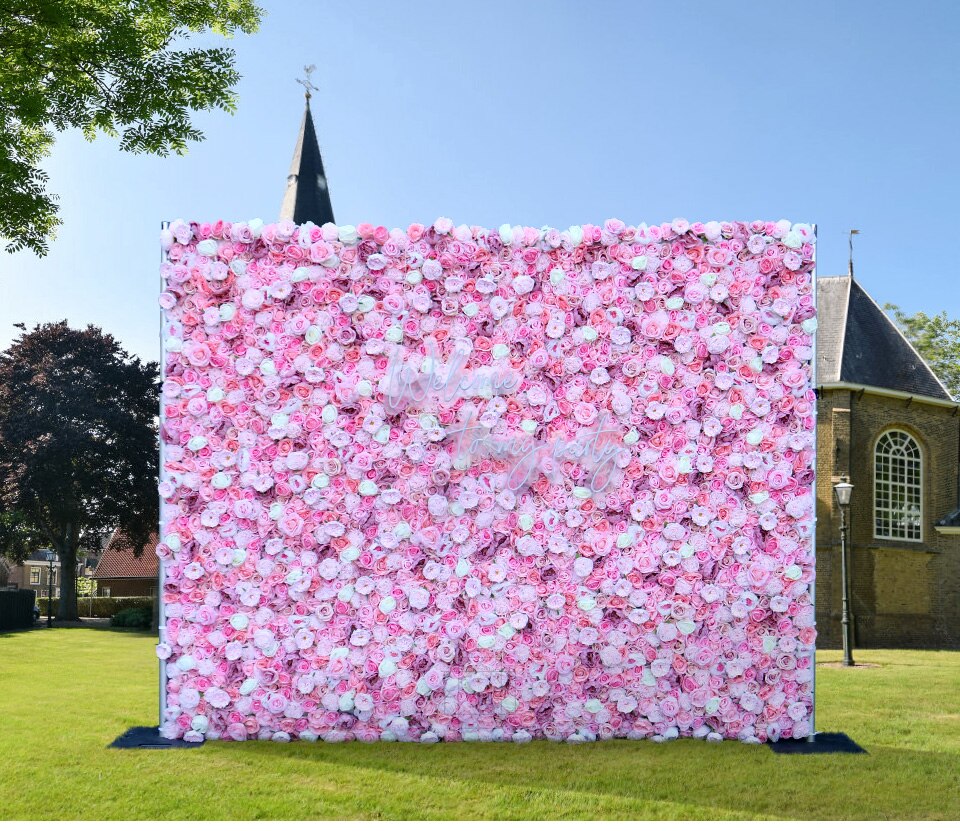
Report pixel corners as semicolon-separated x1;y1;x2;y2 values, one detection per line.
36;595;154;619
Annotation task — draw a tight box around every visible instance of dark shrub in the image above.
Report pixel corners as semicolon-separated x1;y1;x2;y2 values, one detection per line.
111;606;152;629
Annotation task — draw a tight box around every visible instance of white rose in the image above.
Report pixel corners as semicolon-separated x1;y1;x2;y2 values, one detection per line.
241;288;264;310
703;221;722;240
783;230;803;249
512;274;535;294
490;297;510;320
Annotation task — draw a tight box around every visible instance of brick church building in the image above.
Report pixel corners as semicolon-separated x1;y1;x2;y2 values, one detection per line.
815;276;959;648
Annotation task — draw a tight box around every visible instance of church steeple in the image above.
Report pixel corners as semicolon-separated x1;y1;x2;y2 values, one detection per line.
280;68;335;226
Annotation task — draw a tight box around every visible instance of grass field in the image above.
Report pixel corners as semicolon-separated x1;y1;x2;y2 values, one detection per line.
1;628;958;820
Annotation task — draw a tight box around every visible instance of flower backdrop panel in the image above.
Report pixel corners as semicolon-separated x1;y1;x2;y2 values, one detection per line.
157;217;818;744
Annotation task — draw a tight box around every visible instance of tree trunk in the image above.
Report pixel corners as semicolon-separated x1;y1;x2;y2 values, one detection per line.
57;524;79;621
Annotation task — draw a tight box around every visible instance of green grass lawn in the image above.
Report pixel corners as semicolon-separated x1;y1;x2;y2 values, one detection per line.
1;628;958;820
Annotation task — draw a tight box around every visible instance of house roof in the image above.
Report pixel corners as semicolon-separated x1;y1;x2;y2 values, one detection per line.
23;549;56;564
279;96;335;227
93;531;159;580
816;275;954;401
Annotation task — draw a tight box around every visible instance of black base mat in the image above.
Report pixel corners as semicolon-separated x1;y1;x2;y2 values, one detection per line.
109;726;863;752
769;731;866;754
110;726;204;749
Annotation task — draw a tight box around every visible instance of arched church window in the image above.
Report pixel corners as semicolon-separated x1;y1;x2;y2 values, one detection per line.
874;429;922;541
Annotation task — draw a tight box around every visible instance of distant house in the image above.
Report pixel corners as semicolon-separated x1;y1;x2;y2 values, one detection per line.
93;532;158;597
1;550;61;598
816;275;960;648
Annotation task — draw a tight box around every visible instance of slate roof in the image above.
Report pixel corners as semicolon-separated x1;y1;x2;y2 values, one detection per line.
93;531;158;580
279;97;335;227
816;275;954;401
22;549;56;564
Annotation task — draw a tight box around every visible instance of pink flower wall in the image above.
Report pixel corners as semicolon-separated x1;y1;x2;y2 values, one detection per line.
158;217;818;744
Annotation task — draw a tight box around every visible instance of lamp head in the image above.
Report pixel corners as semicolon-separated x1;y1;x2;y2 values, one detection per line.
834;477;854;507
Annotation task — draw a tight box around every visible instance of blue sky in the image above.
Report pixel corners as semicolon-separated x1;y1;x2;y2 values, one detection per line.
1;0;958;363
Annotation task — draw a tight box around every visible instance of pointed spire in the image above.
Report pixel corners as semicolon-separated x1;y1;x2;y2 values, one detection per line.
280;68;335;226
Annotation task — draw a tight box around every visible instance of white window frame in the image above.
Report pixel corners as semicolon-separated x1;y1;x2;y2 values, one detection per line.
29;567;41;585
873;428;923;542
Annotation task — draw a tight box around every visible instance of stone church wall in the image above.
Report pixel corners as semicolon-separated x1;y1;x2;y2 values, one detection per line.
815;388;960;648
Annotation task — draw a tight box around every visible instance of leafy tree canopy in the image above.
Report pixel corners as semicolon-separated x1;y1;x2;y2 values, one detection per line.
884;303;960;400
0;0;262;255
0;322;158;619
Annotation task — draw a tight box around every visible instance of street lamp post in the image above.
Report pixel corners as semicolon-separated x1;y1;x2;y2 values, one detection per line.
834;477;855;666
44;550;56;629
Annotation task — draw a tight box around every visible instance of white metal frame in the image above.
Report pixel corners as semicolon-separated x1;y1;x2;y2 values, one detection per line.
808;224;818;741
150;219;825;741
158;220;170;728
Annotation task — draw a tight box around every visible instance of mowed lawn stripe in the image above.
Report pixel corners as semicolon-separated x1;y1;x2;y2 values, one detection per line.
0;629;957;820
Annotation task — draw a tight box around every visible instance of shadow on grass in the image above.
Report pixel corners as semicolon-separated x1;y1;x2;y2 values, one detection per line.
102;627;156;638
208;736;959;821
0;625;155;640
0;628;36;638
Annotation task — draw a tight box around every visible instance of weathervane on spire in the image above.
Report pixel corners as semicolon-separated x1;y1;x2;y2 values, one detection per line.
296;64;318;101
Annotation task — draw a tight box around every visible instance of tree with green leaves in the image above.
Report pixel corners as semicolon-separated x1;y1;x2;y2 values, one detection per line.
76;575;97;597
0;0;262;255
884;304;960;400
0;322;158;620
